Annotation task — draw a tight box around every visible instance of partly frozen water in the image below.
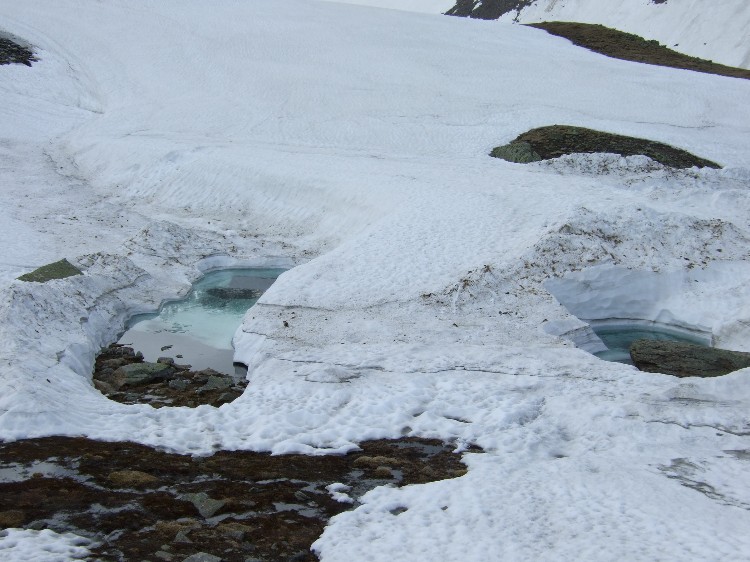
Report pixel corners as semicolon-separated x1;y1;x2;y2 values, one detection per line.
118;268;285;374
592;322;710;364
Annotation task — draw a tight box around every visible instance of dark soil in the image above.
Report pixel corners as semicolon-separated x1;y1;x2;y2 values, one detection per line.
93;344;247;408
490;125;720;169
528;22;750;81
0;436;479;561
0;37;36;66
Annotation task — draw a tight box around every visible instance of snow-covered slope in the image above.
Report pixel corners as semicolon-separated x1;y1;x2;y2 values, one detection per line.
1;0;750;559
453;0;750;69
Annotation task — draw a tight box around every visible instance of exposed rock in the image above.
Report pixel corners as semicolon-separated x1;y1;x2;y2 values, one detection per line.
630;340;750;377
181;492;226;519
108;469;159;487
157;357;175;365
110;362;172;388
0;37;37;66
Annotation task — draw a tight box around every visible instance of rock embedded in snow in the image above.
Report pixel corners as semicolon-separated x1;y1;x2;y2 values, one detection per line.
630;340;750;377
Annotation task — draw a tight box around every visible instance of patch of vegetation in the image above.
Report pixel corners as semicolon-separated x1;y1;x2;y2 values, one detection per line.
528;22;750;81
0;37;36;66
17;259;82;283
490;125;720;169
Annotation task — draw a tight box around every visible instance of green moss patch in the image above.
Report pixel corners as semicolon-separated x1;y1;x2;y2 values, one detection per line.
490;125;720;169
17;259;82;283
528;22;750;81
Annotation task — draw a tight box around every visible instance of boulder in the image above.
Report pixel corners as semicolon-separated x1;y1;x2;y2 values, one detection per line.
629;340;750;377
109;362;172;388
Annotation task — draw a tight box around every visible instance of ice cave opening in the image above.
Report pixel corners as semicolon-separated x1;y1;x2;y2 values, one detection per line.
544;265;715;364
118;267;285;376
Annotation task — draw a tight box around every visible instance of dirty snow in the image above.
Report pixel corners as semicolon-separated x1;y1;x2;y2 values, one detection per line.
0;0;749;559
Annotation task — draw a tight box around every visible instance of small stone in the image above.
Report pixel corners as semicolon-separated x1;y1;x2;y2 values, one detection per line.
157;357;175;365
160;345;172;351
174;530;193;544
154;552;174;561
182;553;222;562
108;469;159;487
181;492;226;519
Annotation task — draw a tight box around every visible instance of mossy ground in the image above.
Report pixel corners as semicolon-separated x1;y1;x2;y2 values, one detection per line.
0;436;478;561
17;259;82;283
528;22;750;81
491;125;720;169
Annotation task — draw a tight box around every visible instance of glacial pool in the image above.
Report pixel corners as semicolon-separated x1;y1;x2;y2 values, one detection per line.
592;322;711;364
118;268;285;375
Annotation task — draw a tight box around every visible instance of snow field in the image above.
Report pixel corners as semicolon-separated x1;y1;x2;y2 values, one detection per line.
0;0;749;559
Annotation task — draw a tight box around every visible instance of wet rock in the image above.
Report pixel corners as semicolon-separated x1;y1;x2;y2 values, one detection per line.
197;375;233;394
169;379;190;391
630;340;750;377
108;470;159;487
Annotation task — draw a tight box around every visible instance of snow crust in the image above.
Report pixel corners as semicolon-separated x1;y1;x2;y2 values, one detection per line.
0;0;749;559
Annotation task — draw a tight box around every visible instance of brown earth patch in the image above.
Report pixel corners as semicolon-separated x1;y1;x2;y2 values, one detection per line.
0;436;480;561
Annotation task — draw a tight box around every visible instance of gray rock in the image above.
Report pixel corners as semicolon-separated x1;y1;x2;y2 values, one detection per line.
182;553;222;562
630;340;750;377
169;379;189;391
197;375;233;394
181;492;226;519
110;362;171;387
157;357;175;365
490;141;542;164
